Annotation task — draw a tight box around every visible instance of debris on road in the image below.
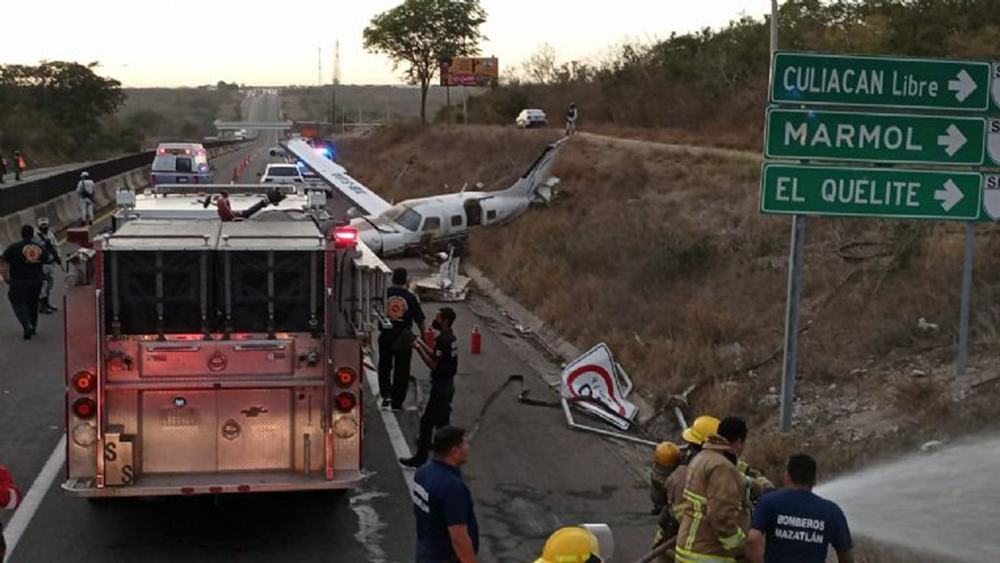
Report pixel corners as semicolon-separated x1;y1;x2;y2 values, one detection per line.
414;246;470;302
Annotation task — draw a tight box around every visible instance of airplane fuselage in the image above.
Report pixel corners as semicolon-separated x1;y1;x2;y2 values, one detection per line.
353;190;530;256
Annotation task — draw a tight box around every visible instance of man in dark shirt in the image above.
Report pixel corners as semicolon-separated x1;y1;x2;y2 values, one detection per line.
1;225;48;339
379;267;426;410
401;307;458;467
412;426;479;563
747;454;854;563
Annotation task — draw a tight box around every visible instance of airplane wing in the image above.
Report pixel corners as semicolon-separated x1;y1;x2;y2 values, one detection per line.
284;138;393;216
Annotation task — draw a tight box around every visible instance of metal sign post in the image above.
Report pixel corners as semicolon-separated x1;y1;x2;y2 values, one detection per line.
780;215;805;433
957;222;976;375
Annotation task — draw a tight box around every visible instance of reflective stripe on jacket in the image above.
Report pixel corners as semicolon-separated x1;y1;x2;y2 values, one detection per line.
674;435;746;563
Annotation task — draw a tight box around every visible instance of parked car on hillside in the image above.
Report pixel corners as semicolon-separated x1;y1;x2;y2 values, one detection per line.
516;109;548;128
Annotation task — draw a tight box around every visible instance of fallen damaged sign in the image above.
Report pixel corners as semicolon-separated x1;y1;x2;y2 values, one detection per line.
561;343;639;431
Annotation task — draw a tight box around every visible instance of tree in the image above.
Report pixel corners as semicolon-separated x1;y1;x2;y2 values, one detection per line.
363;0;487;123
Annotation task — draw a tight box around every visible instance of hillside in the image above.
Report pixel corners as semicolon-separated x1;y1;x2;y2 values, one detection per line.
336;124;1000;486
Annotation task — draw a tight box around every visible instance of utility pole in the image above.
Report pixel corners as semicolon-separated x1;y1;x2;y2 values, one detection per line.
331;40;340;125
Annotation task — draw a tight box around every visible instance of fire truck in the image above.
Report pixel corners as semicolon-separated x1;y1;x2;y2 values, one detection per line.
61;183;390;496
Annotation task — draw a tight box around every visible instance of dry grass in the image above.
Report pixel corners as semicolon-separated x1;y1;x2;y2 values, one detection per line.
337;124;1000;482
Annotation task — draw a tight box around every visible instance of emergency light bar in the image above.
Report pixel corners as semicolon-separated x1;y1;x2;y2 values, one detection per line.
332;226;359;248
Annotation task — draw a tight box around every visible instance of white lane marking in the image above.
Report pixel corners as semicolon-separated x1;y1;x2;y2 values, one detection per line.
362;360;416;493
348;490;390;562
3;435;66;562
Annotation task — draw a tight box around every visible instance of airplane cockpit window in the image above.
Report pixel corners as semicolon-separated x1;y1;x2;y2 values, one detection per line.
394;208;423;231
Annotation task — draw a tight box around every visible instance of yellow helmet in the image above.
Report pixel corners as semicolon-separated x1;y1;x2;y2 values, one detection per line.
682;415;720;446
653;441;682;471
534;526;602;563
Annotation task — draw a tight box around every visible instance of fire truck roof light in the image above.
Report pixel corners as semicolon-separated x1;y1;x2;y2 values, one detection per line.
333;227;359;248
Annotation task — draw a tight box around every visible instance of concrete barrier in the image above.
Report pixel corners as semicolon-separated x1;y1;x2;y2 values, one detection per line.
0;141;248;247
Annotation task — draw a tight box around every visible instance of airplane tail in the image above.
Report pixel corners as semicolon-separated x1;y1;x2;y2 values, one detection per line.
501;136;569;199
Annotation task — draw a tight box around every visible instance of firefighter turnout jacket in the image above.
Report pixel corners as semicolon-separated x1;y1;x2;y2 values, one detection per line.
675;436;746;563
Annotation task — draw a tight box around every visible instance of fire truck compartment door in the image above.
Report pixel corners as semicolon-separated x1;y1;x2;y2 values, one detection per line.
140;340;295;377
217;389;292;471
142;391;217;473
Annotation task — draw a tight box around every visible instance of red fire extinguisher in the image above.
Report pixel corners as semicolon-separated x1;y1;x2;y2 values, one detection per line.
423;327;436;348
470;325;482;355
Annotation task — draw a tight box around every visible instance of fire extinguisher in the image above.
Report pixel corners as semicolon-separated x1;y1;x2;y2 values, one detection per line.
423;327;436;348
470;325;482;355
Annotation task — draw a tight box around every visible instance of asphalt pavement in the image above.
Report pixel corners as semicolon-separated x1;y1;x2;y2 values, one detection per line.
0;92;659;562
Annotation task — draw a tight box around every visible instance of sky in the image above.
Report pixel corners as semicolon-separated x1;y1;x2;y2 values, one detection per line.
1;1;773;87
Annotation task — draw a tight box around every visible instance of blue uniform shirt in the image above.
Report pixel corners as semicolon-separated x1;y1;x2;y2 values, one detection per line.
751;489;853;563
413;459;479;562
385;286;425;332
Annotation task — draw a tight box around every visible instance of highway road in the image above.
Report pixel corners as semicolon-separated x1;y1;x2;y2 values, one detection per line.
0;92;657;562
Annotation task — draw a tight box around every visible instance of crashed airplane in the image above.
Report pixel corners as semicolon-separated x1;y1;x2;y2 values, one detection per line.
284;136;567;257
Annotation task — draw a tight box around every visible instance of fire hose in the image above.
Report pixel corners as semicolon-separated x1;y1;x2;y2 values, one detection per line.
633;535;676;563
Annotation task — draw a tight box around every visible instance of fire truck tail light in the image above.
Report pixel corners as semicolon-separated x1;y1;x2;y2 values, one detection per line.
335;367;357;388
72;370;96;393
335;392;357;412
333;227;358;248
73;397;97;419
333;414;358;439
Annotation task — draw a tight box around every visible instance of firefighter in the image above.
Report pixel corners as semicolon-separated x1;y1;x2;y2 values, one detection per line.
675;417;748;563
0;464;23;560
35;217;62;314
12;150;25;181
379;267;426;410
534;526;603;563
652;416;720;559
400;307;458;468
1;225;48;339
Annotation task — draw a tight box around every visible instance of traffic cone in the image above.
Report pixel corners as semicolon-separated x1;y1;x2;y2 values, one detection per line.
423;327;436;349
470;325;482;355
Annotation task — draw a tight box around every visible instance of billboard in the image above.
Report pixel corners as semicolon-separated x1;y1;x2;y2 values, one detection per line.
440;57;499;87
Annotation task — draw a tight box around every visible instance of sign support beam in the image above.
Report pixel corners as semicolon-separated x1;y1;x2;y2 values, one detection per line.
957;222;976;375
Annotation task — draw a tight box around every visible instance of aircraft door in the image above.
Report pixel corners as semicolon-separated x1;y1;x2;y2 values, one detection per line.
464;200;483;227
420;215;442;247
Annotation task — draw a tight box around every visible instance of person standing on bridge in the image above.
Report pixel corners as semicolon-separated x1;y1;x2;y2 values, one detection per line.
565;103;579;136
76;171;96;227
411;426;479;563
401;307;459;468
35;217;62;314
0;464;24;560
379;267;426;411
12;150;26;181
1;225;48;339
746;454;853;563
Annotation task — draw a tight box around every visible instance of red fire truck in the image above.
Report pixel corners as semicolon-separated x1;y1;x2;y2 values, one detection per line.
61;185;390;496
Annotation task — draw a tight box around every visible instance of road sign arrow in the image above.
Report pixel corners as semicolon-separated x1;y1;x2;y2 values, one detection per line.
936;179;964;211
949;70;977;102
937;124;969;157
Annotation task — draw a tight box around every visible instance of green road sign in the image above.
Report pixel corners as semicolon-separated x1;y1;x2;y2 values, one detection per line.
761;164;982;220
765;108;988;166
771;51;994;111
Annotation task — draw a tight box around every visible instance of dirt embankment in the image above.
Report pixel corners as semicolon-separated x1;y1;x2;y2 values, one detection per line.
336;124;1000;484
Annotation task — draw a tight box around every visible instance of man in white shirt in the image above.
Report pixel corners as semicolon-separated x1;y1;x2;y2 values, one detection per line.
76;171;96;226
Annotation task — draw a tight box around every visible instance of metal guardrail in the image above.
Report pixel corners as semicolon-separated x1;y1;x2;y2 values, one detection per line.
0;140;241;217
